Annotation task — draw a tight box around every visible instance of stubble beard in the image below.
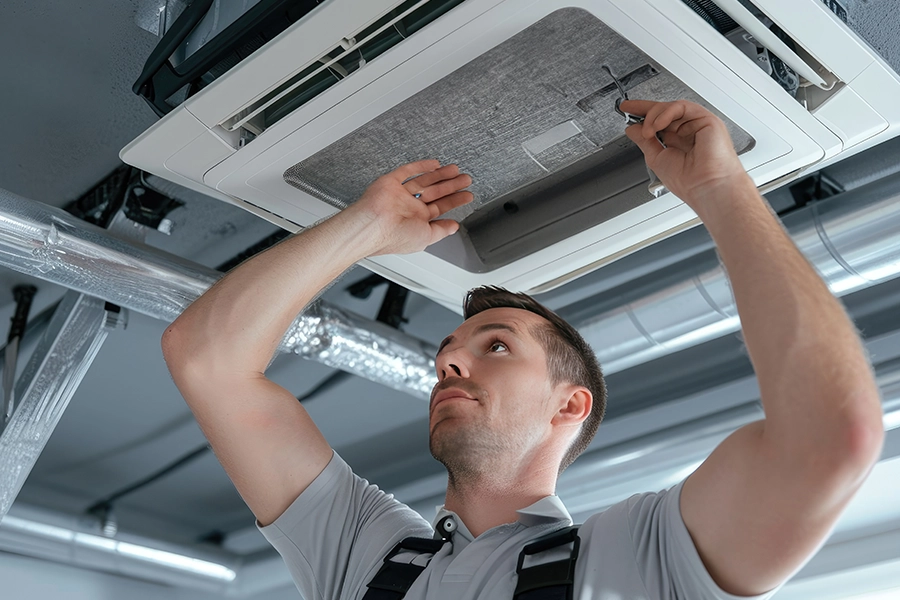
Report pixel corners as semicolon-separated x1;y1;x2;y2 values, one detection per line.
430;418;504;484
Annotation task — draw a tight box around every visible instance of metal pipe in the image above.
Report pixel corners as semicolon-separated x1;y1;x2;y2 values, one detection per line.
580;172;900;373
0;187;436;399
1;169;899;393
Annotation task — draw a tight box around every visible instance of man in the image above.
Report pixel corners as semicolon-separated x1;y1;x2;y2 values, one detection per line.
162;100;884;599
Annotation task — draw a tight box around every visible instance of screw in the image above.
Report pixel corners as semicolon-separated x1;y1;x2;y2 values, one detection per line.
157;218;175;235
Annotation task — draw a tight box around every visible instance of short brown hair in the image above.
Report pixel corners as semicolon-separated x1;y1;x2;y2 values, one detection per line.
463;286;606;473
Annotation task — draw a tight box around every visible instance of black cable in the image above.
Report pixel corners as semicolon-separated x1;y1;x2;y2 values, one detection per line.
87;444;211;514
85;369;351;515
0;300;60;360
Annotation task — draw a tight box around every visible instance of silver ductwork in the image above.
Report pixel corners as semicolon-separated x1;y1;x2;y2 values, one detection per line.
0;188;436;400
1;170;899;395
579;172;900;374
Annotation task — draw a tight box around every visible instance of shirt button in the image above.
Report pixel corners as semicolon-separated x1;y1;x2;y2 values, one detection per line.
438;516;457;538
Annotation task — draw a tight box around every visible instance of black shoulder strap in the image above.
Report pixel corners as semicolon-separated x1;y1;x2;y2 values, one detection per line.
363;525;581;600
363;536;447;600
514;526;581;600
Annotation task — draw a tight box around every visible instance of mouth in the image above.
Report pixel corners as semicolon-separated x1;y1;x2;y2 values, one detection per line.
430;388;478;412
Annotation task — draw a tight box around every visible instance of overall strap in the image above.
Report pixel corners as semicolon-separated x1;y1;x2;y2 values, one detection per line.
363;537;447;600
513;526;581;600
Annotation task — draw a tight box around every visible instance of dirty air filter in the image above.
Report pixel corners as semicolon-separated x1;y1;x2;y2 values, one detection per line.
284;8;754;273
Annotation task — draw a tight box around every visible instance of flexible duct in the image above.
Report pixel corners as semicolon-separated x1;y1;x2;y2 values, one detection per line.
579;172;900;374
0;188;436;400
1;170;899;390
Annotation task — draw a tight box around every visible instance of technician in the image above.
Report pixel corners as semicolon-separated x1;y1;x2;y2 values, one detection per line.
162;100;884;599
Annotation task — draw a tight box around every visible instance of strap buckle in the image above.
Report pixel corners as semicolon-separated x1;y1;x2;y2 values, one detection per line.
514;526;581;599
365;537;446;596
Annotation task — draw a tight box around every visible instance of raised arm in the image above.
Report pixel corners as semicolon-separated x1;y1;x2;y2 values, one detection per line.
161;161;472;526
622;100;884;596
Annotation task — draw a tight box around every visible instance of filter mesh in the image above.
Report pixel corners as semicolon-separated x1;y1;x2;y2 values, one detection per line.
284;7;753;219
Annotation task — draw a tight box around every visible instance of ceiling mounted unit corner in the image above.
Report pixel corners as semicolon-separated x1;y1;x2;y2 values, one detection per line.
122;0;900;309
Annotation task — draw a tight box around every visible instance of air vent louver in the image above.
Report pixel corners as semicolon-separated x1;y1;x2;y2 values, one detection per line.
222;0;467;135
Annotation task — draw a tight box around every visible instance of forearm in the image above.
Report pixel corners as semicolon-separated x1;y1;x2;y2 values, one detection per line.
690;178;883;449
165;207;379;374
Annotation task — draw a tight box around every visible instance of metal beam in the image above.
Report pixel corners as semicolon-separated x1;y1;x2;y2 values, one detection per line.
0;291;124;521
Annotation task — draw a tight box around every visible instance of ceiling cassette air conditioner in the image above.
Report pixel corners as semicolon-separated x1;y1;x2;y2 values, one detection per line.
121;0;900;310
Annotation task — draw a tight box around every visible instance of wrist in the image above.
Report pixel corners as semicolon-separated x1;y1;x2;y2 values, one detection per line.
683;173;761;224
320;205;386;261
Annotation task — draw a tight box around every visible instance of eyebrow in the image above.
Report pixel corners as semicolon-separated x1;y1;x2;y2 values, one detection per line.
436;322;521;357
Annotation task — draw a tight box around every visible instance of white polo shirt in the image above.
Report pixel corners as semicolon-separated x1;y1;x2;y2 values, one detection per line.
259;452;777;600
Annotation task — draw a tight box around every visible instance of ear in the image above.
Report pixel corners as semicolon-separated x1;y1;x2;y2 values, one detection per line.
551;385;592;427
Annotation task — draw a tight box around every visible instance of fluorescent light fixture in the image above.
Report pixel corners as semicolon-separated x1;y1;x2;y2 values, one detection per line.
1;515;236;582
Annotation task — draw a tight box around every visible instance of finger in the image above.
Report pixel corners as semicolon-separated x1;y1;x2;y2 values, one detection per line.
619;100;709;140
618;99;654;118
428;190;474;217
643;102;685;140
390;159;442;183
428;219;460;245
404;164;462;193
660;129;692;153
675;116;715;139
625;123;664;164
418;173;472;202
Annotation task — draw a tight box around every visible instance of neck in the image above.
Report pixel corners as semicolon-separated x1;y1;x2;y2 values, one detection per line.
442;459;558;538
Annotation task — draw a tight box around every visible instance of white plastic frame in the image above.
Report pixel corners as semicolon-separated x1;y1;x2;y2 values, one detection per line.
124;0;877;309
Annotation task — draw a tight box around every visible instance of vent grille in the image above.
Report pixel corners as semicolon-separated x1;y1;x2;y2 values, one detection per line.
282;8;755;273
222;0;467;135
681;0;838;100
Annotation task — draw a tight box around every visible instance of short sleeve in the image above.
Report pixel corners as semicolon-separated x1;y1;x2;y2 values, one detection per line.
258;451;433;600
625;481;780;600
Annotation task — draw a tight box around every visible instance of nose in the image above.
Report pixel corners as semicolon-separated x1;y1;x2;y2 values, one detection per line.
436;347;470;381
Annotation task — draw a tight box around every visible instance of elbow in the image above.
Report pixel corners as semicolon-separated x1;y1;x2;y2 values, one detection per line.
841;404;885;472
161;317;200;380
161;319;183;364
818;389;885;482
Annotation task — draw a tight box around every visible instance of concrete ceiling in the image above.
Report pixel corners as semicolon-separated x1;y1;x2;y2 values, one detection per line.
0;1;159;207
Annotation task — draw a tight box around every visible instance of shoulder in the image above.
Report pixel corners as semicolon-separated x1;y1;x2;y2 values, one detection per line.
260;451;432;540
580;483;680;538
574;488;682;599
579;483;777;600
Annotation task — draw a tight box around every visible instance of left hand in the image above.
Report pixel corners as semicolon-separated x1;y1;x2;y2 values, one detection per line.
621;99;752;208
347;160;474;257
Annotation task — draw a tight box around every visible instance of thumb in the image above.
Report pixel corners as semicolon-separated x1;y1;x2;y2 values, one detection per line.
625;124;664;166
428;219;460;245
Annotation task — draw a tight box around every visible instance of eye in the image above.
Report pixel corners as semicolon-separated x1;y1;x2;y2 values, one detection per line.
488;340;508;353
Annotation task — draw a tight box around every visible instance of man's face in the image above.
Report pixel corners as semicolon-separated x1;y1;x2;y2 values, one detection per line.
429;307;559;473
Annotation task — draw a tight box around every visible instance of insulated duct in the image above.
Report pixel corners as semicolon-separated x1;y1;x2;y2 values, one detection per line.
0;188;436;400
1;169;899;393
578;172;900;374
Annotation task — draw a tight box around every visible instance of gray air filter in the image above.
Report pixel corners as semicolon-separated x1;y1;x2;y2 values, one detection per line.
284;8;754;273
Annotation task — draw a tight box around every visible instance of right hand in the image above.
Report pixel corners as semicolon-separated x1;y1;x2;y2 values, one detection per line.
621;100;752;211
348;160;474;256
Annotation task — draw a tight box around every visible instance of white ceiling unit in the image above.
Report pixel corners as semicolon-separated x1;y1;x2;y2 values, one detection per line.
121;0;900;310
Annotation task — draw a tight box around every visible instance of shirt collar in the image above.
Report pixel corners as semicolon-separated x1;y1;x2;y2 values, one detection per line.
515;495;573;526
431;494;572;540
